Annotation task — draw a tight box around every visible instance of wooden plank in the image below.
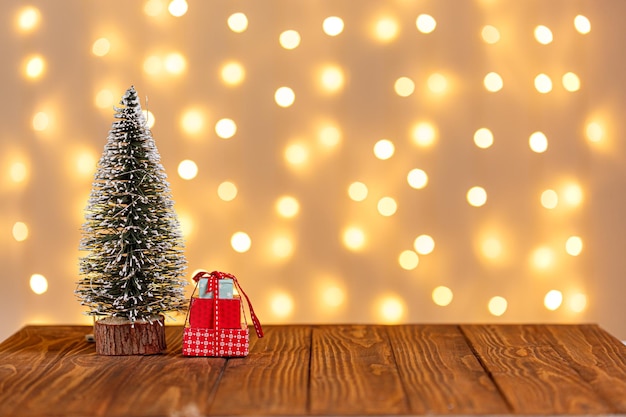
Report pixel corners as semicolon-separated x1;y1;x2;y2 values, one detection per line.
209;325;311;416
309;325;409;415
104;326;226;417
460;324;614;415
538;324;626;413
387;324;510;415
0;326;95;417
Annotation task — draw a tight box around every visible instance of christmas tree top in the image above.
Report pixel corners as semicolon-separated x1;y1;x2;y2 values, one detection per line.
76;86;187;324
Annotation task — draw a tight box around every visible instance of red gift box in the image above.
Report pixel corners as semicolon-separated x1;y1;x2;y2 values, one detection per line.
182;327;249;357
183;271;264;357
189;296;242;329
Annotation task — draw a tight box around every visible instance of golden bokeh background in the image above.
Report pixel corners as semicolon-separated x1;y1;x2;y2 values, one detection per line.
2;0;626;341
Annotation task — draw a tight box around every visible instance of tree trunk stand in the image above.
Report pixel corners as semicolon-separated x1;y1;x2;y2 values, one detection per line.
94;315;166;355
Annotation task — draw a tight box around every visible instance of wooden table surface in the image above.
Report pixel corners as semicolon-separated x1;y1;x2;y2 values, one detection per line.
1;324;625;416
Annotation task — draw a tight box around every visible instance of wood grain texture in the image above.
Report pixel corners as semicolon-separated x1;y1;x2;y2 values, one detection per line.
209;325;311;416
2;324;626;416
309;325;409;415
460;324;614;415
388;325;510;415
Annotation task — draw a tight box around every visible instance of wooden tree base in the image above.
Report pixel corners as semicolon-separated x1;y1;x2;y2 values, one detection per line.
94;315;166;355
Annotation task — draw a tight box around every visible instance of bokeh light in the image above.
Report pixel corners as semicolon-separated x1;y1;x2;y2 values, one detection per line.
414;234;435;255
541;189;558;209
432;286;453;307
17;7;41;32
25;56;45;79
574;15;591;34
394;77;415;97
32;112;50;131
407;169;428;189
474;128;494;149
427;73;448;94
565;236;583;256
373;17;399;42
348;182;368;201
484;72;503;92
398;250;419;270
411;122;437;147
377;295;406;323
467;186;487;207
416;14;436;34
270;292;294;318
531;246;555;270
529;131;548;153
12;222;29;242
373;139;395;160
377;196;398;216
562;72;581;92
30;274;48;295
217;181;238;201
220;62;245;86
534;73;553;94
279;30;301;49
181;109;205;135
275;87;296;107
177;159;198;180
215;118;237;139
323;16;344;36
228;12;248;33
231;231;252;253
284;142;309;167
92;38;111;57
342;226;366;251
569;293;588;313
319;65;345;93
585;122;604;143
481;25;500;44
544;290;563;311
534;25;553;44
168;0;188;17
488;296;508;316
275;196;300;218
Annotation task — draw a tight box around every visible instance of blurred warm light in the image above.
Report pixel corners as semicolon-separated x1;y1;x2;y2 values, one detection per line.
531;246;555;270
12;222;29;242
32;112;50;132
17;7;41;32
275;86;296;107
565;236;583;256
432;286;453;307
534;25;553;44
143;55;163;75
569;293;588;313
427;73;448;94
217;181;238;201
544;290;563;311
9;161;28;183
323;16;344;36
284;142;309;167
74;149;97;177
407;168;428;189
474;128;494;149
585;122;603;143
181;109;205;135
177;159;198;180
394;77;415;97
271;236;294;259
321;285;345;309
279;30;301;49
318;125;341;148
483;72;503;92
275;196;300;218
95;89;115;109
228;12;248;33
488;296;507;316
398;250;419;270
144;0;165;17
416;14;436;34
562;72;580;92
168;0;188;17
92;38;111;57
411;122;437;147
231;231;252;253
342;226;366;251
529;131;548;153
348;182;368;202
164;52;186;75
574;15;591;34
466;186;487;207
269;292;294;318
30;274;48;295
377;295;406;323
142;110;156;129
541;189;558;209
373;17;399;42
481;25;500;44
481;237;503;260
25;56;45;79
414;234;435;255
534;73;553;94
221;62;245;86
373;139;395;160
177;212;194;238
215;118;237;139
561;182;583;207
377;197;397;216
319;65;345;93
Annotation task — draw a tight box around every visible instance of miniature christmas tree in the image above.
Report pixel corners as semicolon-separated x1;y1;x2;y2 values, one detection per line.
76;85;187;355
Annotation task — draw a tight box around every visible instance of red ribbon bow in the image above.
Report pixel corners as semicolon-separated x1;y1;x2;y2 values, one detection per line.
191;270;264;338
